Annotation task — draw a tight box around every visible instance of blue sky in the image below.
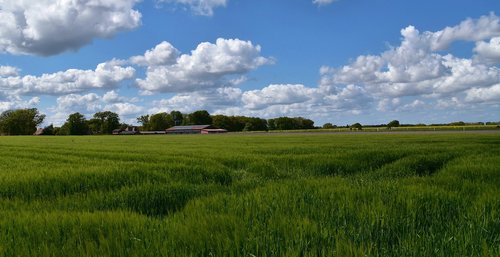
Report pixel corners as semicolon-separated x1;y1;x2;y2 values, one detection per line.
0;0;499;126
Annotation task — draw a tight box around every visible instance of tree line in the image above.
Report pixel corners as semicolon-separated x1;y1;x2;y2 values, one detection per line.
0;108;316;135
2;108;496;136
136;110;315;132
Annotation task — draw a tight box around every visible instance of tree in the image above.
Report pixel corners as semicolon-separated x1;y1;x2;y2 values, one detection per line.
0;108;45;135
187;110;212;125
323;123;336;129
271;117;315;130
267;119;276;130
137;115;150;131
351;123;363;130
170;110;183;126
87;118;102;135
149;112;173;131
275;117;295;130
295;117;315;129
41;124;55;135
387;120;400;129
212;115;234;131
92;111;120;134
61;112;89;135
243;122;253;132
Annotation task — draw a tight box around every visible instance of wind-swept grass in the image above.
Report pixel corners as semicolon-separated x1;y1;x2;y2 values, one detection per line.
0;133;498;256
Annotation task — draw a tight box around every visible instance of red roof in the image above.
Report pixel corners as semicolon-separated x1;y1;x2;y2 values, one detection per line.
166;125;212;131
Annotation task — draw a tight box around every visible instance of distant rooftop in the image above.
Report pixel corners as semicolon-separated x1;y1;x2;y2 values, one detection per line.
166;125;212;130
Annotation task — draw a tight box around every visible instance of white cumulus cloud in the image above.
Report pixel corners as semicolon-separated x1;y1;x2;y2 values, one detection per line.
0;62;135;96
474;37;500;64
242;84;315;110
49;91;144;125
465;84;500;103
130;41;180;67
0;0;142;56
0;66;19;77
320;13;500;101
136;38;272;93
149;87;242;114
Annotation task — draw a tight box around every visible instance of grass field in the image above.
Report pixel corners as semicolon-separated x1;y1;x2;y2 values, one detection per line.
0;133;499;256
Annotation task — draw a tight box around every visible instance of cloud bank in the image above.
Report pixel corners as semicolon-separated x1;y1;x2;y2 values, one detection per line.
0;0;142;56
135;38;273;94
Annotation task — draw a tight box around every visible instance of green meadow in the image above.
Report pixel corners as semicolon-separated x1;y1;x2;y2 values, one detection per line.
0;133;499;256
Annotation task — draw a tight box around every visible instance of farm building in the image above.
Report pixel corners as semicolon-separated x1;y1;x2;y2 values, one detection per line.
201;128;228;134
33;128;45;135
112;126;140;135
140;131;166;135
165;125;227;134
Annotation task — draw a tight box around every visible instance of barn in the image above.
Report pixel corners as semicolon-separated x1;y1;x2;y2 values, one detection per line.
165;125;227;134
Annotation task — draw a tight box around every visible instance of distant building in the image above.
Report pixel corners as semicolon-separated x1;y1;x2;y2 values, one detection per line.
113;126;140;135
33;128;45;135
139;131;166;135
165;125;227;134
201;128;228;134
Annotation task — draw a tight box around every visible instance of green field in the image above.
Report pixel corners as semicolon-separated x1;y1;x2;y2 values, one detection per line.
0;133;499;256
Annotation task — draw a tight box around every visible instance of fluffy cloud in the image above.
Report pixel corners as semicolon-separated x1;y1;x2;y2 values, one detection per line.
0;62;135;96
146;82;371;122
0;66;19;77
136;38;272;93
104;103;144;116
0;96;40;113
157;0;227;16
242;84;315;110
474;37;500;64
0;0;141;56
312;0;336;6
465;84;500;103
149;87;242;113
427;13;500;51
102;90;139;103
130;41;180;67
49;91;144;125
320;13;500;102
56;93;102;113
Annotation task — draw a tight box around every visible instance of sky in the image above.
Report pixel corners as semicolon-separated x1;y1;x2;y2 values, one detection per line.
0;0;499;126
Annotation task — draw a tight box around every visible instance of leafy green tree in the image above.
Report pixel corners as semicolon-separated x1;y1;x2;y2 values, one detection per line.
243;122;253;132
41;124;55;135
137;115;150;130
323;123;336;129
61;112;89;135
295;117;315;129
149;112;173;130
274;117;295;130
170;110;183;126
120;123;132;130
271;117;314;130
387;120;400;129
212;115;268;131
87;118;102;135
92;111;120;134
187;110;212;125
449;121;466;126
246;117;268;131
53;127;62;135
267;119;276;130
351;122;363;130
0;108;45;135
212;115;234;130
